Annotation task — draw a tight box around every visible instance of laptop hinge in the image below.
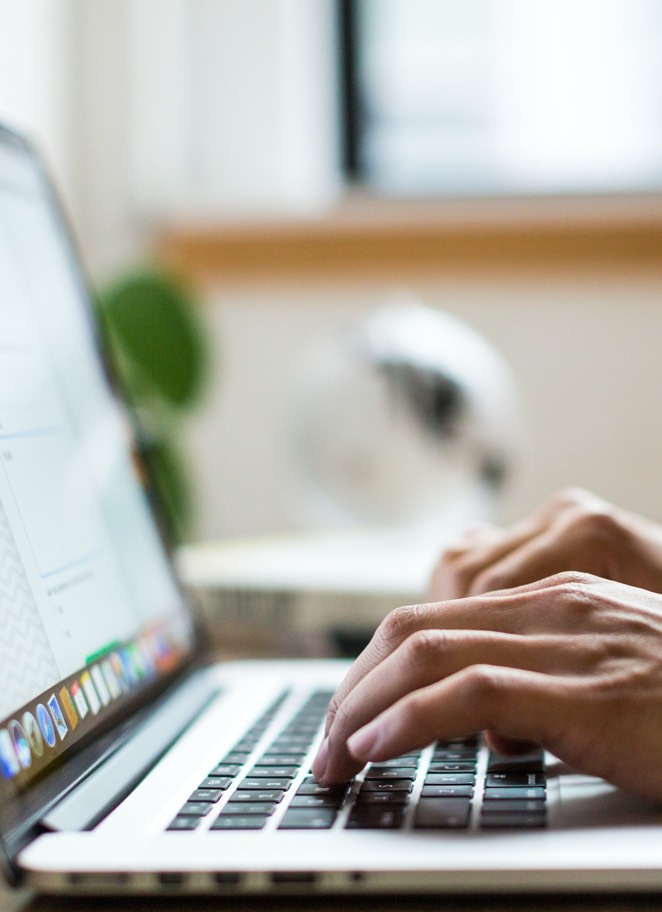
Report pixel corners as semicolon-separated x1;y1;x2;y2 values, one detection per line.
40;671;220;833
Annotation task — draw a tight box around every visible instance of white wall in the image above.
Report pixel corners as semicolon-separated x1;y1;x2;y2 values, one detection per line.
183;272;662;540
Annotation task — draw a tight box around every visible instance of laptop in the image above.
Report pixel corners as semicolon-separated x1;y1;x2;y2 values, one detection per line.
1;121;662;898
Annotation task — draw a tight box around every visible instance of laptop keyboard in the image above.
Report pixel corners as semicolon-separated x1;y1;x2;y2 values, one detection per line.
167;690;547;833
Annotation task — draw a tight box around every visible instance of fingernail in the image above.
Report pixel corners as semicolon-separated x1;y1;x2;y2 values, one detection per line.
347;721;381;760
312;737;329;780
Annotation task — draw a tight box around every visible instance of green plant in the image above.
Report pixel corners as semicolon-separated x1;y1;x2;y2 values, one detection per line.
96;268;209;543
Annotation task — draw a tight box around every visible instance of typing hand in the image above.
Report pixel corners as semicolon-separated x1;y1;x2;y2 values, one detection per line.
313;573;662;802
427;487;662;601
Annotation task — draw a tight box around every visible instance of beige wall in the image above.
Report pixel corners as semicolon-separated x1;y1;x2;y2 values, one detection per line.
183;271;662;541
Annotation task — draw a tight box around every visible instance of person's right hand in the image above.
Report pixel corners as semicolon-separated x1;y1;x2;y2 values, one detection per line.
313;572;662;802
428;488;662;601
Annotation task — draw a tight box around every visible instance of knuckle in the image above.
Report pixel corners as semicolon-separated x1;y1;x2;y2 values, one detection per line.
460;664;507;704
566;506;623;545
400;629;449;670
379;603;425;649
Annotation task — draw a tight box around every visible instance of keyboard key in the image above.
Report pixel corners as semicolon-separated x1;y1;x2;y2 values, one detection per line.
480;811;546;828
241;778;292;790
356;791;409;805
208;765;241;778
296;779;347;798
188;789;224;803
220;753;252;765
178;802;213;817
167;816;200;831
413;798;471;829
211;815;267;830
370;755;421;767
221;802;276;816
262;745;312;756
360;779;413;793
481;799;546;814
431;750;477;761
364;767;417;780
421;785;474;799
231;789;285;803
485;772;546;788
424;773;476;786
487;750;544;773
290;794;344;809
428;761;476;773
256;754;307;766
279;808;337;829
483;787;546;801
247;766;298;779
199;777;232;790
346;806;405;829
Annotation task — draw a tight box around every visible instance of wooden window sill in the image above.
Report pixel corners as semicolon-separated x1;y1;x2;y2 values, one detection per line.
157;192;662;285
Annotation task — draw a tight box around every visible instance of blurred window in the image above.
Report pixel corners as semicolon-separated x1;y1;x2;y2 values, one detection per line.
341;0;662;197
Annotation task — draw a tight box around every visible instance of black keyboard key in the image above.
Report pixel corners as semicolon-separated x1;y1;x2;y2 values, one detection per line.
211;815;267;830
199;777;232;790
424;773;476;786
232;789;285;803
290;794;344;809
188;789;224;803
483;786;546;801
208;764;241;777
220;753;252;765
261;745;311;756
370;755;420;767
241;777;292;790
360;779;413;793
481;799;546;814
178;802;213;817
480;811;546;828
346;806;405;829
413;798;471;829
485;772;546;788
279;808;337;829
256;754;307;766
247;766;298;779
487;750;545;773
296;779;347;798
364;766;417;780
428;761;476;773
167;816;200;831
421;785;474;799
221;801;276;816
431;749;477;761
355;791;409;805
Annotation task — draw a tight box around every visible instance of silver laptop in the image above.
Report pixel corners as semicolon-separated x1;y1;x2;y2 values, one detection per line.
1;122;662;898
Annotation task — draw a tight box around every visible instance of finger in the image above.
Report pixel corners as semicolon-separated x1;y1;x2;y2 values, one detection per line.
323;572;591;739
319;628;585;783
467;528;588;596
343;666;570;770
427;517;545;600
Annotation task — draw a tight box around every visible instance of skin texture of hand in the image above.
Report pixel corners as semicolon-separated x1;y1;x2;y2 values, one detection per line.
427;488;662;601
312;572;662;802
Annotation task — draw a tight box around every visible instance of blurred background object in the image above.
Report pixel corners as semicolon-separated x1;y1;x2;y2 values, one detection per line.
97;268;210;543
289;295;521;530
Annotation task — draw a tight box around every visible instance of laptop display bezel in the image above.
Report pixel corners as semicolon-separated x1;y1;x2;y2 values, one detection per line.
0;123;204;882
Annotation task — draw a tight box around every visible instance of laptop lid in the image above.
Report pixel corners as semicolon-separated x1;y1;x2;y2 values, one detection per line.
0;125;197;876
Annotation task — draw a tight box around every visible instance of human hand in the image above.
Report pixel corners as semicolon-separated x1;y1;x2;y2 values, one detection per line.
428;488;662;601
313;572;662;802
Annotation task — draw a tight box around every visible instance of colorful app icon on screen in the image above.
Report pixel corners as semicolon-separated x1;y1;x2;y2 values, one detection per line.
101;659;121;700
90;665;110;707
0;729;20;778
47;694;68;742
70;680;89;719
36;704;56;748
8;720;31;768
59;687;79;731
22;711;44;758
80;671;101;715
111;653;128;692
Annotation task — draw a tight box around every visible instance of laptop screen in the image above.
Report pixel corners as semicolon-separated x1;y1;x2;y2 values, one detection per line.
0;129;195;795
